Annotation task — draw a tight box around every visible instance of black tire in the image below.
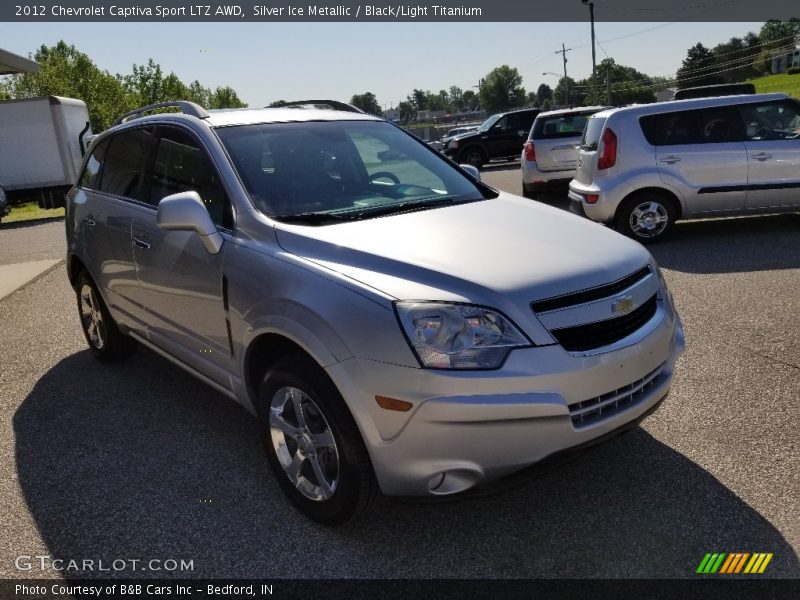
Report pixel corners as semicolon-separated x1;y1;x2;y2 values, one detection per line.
614;191;677;244
75;270;136;362
522;184;536;199
258;354;378;525
459;147;486;169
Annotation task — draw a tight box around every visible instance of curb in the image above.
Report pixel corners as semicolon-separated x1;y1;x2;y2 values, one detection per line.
0;258;66;303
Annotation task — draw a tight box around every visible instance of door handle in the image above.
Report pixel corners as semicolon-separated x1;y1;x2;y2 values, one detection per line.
82;217;96;227
751;153;772;161
132;237;150;250
659;156;681;164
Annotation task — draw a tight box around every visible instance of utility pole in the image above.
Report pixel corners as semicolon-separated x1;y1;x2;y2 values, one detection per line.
582;0;597;104
555;43;572;106
606;64;611;106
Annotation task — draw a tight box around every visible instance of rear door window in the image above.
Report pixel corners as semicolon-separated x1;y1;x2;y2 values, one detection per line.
640;107;745;146
99;127;155;201
739;100;800;140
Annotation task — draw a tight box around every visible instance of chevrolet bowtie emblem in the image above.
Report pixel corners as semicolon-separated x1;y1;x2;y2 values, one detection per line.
612;296;635;316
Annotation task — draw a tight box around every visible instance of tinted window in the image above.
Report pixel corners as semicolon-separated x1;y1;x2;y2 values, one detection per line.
581;116;607;150
533;113;592;140
640;107;745;146
217;120;487;221
148;127;233;229
739;100;800;140
79;138;110;189
99;127;154;200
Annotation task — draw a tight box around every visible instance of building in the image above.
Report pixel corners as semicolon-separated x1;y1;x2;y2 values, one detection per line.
771;47;800;74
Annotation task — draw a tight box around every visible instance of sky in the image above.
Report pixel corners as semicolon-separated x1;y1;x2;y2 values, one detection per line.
1;21;764;108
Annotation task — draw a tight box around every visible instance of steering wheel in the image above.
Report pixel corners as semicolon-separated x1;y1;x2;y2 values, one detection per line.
369;171;400;185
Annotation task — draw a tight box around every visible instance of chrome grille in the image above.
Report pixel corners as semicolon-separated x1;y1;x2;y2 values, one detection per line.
569;364;666;429
532;266;651;313
550;295;657;352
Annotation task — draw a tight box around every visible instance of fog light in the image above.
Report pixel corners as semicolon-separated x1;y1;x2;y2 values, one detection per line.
585;194;599;204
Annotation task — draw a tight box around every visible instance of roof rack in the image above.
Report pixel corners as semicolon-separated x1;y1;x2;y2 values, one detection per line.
276;99;364;114
113;100;210;126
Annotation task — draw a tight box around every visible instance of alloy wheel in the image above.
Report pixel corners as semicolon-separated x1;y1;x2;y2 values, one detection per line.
269;386;340;501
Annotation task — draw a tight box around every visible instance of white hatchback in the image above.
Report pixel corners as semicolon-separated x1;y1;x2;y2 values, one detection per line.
569;93;800;242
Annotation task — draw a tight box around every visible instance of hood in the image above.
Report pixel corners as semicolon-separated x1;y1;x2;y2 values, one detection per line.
274;193;652;331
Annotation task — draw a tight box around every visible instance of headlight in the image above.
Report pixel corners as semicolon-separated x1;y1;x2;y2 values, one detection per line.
654;262;674;307
395;301;530;369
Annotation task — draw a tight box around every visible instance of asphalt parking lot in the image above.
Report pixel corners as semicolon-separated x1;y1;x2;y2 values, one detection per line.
1;175;798;579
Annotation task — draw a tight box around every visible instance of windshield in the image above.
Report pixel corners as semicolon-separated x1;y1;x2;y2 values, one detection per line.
216;120;488;223
477;114;502;132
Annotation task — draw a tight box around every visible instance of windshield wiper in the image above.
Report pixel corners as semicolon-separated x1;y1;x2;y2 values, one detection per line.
345;196;475;219
271;212;358;225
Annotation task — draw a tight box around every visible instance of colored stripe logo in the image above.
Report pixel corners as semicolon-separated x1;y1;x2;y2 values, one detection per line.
696;552;773;574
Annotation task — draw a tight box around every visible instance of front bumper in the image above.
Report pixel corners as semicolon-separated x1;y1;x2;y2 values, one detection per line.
326;308;685;497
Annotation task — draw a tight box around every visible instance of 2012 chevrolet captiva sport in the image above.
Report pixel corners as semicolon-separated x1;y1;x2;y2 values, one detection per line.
66;100;684;524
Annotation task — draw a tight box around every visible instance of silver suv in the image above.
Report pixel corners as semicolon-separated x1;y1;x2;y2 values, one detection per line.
569;93;800;242
66;100;684;524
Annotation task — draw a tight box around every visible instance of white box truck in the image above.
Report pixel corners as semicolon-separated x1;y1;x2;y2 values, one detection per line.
0;96;92;213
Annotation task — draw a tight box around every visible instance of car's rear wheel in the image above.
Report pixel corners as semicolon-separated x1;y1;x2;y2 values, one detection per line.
75;270;136;361
258;354;378;525
459;147;486;169
615;191;677;243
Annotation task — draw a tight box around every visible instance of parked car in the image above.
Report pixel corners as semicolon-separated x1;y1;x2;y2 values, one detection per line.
66;99;684;524
0;184;9;223
521;106;607;197
443;108;540;168
0;96;92;208
433;126;479;153
569;93;800;243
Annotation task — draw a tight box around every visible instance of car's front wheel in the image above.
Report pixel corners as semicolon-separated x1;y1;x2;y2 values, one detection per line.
615;191;677;243
75;271;137;361
459;147;486;169
258;354;378;525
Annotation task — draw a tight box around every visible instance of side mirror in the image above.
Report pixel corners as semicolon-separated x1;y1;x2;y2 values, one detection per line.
156;191;223;254
459;164;481;181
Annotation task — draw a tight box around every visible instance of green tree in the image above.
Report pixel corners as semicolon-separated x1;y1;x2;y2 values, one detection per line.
410;88;427;111
350;92;382;116
398;100;416;124
677;43;724;89
479;65;526;112
536;83;553;103
209;86;246;109
124;58;164;106
448;85;464;111
5;41;134;130
757;19;800;73
579;58;656;105
553;76;577;106
461;90;477;110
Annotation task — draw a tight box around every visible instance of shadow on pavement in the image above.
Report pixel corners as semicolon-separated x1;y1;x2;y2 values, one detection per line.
14;349;800;578
649;214;800;274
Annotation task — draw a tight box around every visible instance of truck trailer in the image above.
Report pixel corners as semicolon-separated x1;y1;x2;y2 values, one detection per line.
0;96;92;211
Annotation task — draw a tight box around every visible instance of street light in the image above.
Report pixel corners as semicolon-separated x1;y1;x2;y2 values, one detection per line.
581;0;597;104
